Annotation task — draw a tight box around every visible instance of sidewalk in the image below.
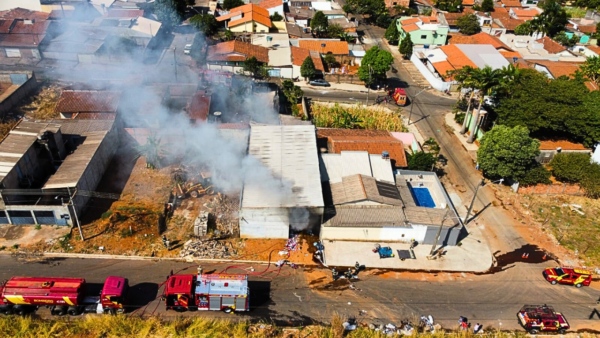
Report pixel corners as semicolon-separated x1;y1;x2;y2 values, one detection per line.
444;112;479;162
296;80;386;93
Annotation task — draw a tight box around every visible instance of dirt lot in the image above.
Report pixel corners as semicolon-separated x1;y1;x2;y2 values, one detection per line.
493;186;600;270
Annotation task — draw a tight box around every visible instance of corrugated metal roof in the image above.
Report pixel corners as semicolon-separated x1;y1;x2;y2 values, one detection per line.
320;151;394;183
330;174;403;206
323;205;408;227
242;125;323;208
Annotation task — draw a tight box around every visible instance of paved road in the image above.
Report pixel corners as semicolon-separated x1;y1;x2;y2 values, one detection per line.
1;255;599;331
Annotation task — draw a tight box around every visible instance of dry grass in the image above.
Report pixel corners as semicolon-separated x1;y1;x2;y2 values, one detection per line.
311;103;406;132
0;119;18;140
0;315;540;338
23;85;62;120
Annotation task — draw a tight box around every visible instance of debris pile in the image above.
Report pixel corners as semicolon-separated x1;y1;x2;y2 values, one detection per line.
180;238;235;259
193;211;209;236
208;193;239;235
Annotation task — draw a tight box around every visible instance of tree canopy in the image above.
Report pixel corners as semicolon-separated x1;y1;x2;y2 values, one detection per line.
243;56;262;77
434;0;461;12
222;0;244;10
189;14;218;36
311;11;329;36
399;34;414;59
407;151;436;171
477;125;541;182
154;0;184;28
529;0;568;37
457;14;481;35
385;20;400;45
554;31;579;47
358;46;394;86
344;0;387;19
270;11;283;21
581;56;600;85
514;22;532;35
300;56;316;80
481;0;494;11
327;24;344;38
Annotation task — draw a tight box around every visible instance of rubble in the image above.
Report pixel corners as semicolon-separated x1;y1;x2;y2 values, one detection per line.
285;235;300;252
180;237;235;259
209;193;240;235
193;211;209;236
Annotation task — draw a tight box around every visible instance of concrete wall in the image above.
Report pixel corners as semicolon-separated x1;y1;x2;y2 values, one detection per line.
240;207;290;238
3;205;72;226
411;52;452;92
323;73;365;85
536;149;591;164
0;72;37;118
230;22;270;33
321;224;428;242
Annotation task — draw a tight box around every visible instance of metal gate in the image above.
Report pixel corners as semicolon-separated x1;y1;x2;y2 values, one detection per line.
0;211;8;224
33;211;58;225
7;210;34;225
209;296;221;310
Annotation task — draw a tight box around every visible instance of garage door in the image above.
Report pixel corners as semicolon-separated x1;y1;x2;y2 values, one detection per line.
5;48;21;58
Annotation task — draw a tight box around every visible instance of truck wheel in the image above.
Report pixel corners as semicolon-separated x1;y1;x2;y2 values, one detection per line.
53;306;67;316
68;307;80;316
558;329;566;334
174;306;187;312
0;306;13;315
575;283;583;288
529;329;539;334
13;306;29;316
223;307;233;314
551;280;557;285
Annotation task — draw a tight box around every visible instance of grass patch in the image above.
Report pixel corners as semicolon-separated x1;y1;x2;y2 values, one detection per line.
311;103;406;131
565;6;586;18
0;315;535;338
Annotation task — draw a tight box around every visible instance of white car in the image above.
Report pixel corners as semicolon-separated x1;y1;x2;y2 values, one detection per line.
184;44;192;55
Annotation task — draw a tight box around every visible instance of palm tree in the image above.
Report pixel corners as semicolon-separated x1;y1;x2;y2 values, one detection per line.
467;66;503;144
498;63;524;98
135;133;164;169
580;56;600;86
450;66;477;134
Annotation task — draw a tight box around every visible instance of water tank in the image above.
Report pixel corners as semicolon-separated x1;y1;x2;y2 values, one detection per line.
382;151;390;159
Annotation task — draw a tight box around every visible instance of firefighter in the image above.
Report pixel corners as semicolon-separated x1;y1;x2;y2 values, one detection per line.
345;268;353;279
331;268;339;281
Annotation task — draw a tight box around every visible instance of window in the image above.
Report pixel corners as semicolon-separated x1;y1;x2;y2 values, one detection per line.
5;48;21;58
420;35;427;39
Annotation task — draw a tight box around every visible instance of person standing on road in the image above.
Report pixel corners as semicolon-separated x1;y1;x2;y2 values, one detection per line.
473;323;482;334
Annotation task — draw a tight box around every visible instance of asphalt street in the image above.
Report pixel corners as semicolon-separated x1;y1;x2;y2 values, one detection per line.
1;255;599;331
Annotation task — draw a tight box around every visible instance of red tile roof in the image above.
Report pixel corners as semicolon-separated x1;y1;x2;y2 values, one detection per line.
439;44;478;69
207;40;269;63
511;8;539;19
538;140;589;150
258;0;283;9
291;46;325;71
298;40;349;54
56;90;122;114
317;129;407;167
462;0;475;5
535;36;566;54
531;60;582;78
403;23;420;32
10;20;50;34
229;11;272;28
588;45;600;55
0;8;51;48
449;32;513;51
188;92;211;121
498;17;525;30
217;4;271;28
501;0;522;7
577;25;597;34
399;17;420;25
490;7;510;19
0;34;46;48
442;8;475;25
432;61;456;79
0;8;49;21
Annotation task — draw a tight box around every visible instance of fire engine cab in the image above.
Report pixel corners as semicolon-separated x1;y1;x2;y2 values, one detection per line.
164;273;249;313
543;267;592;287
517;304;569;334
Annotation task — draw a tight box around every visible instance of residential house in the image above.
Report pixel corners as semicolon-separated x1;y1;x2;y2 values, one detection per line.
297;39;351;63
396;16;449;47
424;44;509;80
216;4;271;33
328;17;358;33
286;22;312;38
0;8;56;65
291;45;325;77
499;34;584;61
286;7;315;28
253;33;294;78
206;40;269;72
319;151;463;246
449;32;522;58
529;60;597;90
55;90;122;120
312;2;333;11
316;129;408;168
0;119;118;226
322;10;346;20
509;7;541;20
0;71;37;118
536;140;592;164
257;0;283;17
500;0;523;8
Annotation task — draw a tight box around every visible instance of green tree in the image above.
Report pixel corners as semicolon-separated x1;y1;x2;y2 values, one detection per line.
520;164;552;186
477;125;541;182
457;13;481;35
407;151;436;171
323;54;338;70
554;31;579;47
327;23;344;38
399;33;414;59
243;56;262;77
135;134;164;169
311;11;329;37
481;0;494;11
224;29;234;41
282;79;304;106
376;14;392;28
449;66;477;134
189;14;218;36
514;22;532;35
345;0;387;19
581;164;600;199
358;46;394;86
222;0;244;10
342;4;354;13
270;11;283;21
581;56;600;85
467;66;504;143
154;0;183;28
550;153;592;183
529;0;568;37
385;20;400;45
300;56;316;81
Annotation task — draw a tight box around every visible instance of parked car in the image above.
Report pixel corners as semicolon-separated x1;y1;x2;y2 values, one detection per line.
184;44;192;55
309;79;330;87
543;267;592;288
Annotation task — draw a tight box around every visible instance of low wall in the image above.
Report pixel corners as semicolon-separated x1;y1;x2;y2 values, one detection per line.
0;71;37;118
410;52;452;92
518;183;583;195
323;73;364;85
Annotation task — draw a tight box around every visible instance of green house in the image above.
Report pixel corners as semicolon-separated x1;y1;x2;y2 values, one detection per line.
396;16;449;47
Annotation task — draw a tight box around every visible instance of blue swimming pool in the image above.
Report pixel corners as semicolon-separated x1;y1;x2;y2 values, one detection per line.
409;187;436;208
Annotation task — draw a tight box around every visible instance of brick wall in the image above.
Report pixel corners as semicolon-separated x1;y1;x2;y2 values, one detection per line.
323;73;365;85
518;183;583;195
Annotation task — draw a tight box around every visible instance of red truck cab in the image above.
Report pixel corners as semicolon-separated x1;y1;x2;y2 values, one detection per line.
164;274;195;312
100;276;129;313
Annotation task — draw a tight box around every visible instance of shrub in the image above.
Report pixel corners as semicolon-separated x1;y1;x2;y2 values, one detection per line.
34;224;41;230
519;164;552;186
407;151;436;171
101;210;113;220
581;163;600;199
549;153;592;183
12;244;19;250
454;112;465;124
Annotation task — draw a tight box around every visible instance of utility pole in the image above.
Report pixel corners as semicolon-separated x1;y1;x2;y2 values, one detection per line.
68;188;84;241
365;65;372;106
429;209;449;257
464;179;485;225
173;47;178;82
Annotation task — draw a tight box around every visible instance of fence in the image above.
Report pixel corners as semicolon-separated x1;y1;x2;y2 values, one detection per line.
323;73;364;85
518;183;583;195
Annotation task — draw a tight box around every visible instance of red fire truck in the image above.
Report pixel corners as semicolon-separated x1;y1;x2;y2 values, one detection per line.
164;273;249;313
0;276;129;316
543;267;592;288
517;304;570;334
391;88;407;106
